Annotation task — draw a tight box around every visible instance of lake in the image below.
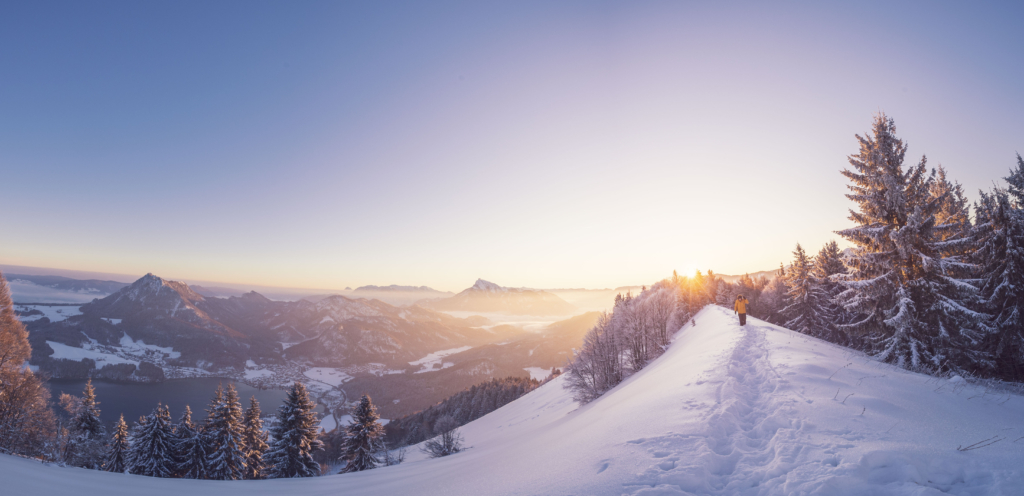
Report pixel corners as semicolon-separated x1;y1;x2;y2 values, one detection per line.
47;378;291;428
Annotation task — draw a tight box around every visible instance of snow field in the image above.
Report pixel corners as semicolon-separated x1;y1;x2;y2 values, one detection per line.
409;346;472;373
44;333;182;369
302;367;353;387
523;366;554;381
118;334;181;360
243;369;274;380
16;304;83;322
46;341;139;369
5;305;1024;495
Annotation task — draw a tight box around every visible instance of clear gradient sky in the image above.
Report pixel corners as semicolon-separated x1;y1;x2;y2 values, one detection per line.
1;1;1022;292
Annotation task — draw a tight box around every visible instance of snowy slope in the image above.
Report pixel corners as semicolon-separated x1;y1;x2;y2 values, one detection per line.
5;306;1024;495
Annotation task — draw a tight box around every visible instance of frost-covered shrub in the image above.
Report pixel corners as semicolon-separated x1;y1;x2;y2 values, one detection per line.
421;415;463;458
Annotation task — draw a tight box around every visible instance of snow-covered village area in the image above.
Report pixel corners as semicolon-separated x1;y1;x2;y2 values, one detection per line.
2;2;1024;495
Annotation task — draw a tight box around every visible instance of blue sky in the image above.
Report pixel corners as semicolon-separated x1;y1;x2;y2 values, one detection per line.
1;1;1022;291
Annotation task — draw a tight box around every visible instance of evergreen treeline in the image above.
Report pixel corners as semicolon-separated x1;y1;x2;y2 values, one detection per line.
785;114;1024;379
769;114;1024;380
385;376;540;447
109;382;317;479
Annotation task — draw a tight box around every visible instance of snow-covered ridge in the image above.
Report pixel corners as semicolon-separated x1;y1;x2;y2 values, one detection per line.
6;306;1024;495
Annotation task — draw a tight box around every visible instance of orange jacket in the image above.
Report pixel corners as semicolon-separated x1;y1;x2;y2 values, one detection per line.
734;297;748;314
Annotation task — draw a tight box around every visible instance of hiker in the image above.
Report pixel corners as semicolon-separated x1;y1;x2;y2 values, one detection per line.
734;295;749;326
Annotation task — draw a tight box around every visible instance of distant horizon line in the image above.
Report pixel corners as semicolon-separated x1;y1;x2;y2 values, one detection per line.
0;262;783;298
0;262;669;295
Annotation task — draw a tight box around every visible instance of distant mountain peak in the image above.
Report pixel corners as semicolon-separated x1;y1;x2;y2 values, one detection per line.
470;279;505;292
421;279;576;316
89;273;207;316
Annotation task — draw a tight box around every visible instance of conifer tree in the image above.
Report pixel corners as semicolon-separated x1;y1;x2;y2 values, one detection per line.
127;404;176;477
104;415;130;473
782;244;830;336
265;382;322;478
836;113;986;372
174;405;209;479
241;396;268;480
341;394;384;473
206;384;246;480
813;240;850;344
72;380;104;440
973;158;1024;379
68;379;106;468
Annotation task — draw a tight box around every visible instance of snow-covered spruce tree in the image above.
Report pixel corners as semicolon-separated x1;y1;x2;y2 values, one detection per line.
127;404;176;477
0;271;55;458
265;382;322;478
206;384;246;480
67;379;106;468
241;396;268;479
341;394;384;473
174;405;209;479
925;167;990;372
835;113;987;372
104;415;130;473
782;244;831;337
973;158;1024;379
813;240;851;344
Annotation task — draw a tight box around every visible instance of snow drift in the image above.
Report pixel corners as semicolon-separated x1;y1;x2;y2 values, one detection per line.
4;306;1024;495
